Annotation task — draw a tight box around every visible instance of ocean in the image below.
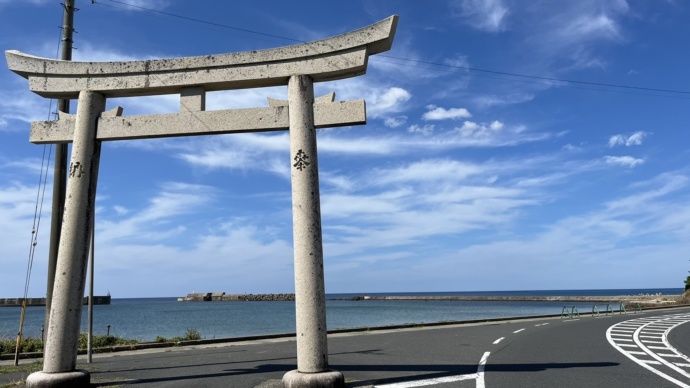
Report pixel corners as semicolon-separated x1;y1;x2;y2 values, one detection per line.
0;288;682;342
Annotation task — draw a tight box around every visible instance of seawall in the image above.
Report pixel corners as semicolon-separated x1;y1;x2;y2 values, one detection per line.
0;295;111;307
178;293;295;302
348;295;680;304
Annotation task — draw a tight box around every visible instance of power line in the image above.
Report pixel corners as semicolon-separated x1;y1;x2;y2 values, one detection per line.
96;0;301;44
379;55;690;95
91;0;690;97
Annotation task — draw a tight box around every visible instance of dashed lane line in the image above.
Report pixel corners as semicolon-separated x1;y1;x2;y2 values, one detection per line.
376;320;551;387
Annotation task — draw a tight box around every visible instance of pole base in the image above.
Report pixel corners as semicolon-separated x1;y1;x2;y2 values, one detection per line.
282;369;344;388
26;370;90;388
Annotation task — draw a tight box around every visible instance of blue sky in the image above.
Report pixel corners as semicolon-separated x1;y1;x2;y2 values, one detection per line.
1;0;689;298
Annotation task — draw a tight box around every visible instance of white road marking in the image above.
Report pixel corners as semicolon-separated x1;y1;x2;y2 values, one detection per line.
375;374;477;387
639;360;663;365
493;337;504;344
476;351;489;388
513;328;525;333
374;350;492;388
607;312;690;387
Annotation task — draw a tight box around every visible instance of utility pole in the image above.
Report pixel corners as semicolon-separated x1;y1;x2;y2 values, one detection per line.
45;0;76;335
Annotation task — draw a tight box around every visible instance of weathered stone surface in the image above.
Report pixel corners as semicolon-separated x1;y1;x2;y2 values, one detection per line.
29;100;365;143
6;16;398;99
288;75;331;374
42;91;105;374
282;369;345;388
26;370;90;388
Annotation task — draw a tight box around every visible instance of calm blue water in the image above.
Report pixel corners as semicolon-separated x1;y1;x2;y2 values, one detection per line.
0;288;682;342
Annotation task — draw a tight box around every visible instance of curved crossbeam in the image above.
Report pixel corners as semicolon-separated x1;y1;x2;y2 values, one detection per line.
6;15;398;99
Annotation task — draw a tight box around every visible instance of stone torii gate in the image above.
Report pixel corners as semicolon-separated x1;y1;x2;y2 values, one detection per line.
6;15;398;388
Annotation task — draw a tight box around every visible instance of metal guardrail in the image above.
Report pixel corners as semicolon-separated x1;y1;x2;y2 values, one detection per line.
561;305;580;319
592;304;614;317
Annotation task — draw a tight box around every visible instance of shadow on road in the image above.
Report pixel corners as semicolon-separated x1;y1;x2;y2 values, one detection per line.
93;361;619;387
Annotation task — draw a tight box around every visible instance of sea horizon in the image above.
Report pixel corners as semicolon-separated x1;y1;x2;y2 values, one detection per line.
1;287;684;342
90;287;685;300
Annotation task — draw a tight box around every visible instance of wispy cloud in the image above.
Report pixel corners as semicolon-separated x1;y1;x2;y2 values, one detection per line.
98;0;172;12
97;182;215;244
608;131;648;147
422;105;472;121
604;155;644;167
452;0;510;32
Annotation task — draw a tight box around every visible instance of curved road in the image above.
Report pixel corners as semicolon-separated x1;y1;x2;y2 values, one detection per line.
2;306;689;387
483;309;690;388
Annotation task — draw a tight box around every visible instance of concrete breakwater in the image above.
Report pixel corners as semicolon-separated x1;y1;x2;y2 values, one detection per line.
177;292;295;302
348;294;681;304
0;295;111;307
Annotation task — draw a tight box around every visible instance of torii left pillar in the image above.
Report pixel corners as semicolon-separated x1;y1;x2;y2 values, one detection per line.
27;91;105;388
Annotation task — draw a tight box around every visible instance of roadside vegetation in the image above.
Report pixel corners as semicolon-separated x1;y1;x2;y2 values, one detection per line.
0;333;138;355
1;327;204;357
155;327;202;343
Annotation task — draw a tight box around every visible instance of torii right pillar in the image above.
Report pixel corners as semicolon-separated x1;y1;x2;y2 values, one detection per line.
283;75;343;387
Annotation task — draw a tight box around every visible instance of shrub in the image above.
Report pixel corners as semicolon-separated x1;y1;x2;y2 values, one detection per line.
184;328;201;341
0;337;44;354
153;328;202;343
77;333;138;349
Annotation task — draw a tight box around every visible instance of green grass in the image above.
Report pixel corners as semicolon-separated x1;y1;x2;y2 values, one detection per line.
155;328;202;343
0;333;140;355
0;361;41;388
0;361;43;375
1;381;25;388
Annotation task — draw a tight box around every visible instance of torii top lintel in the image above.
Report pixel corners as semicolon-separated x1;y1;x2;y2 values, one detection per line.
5;16;398;99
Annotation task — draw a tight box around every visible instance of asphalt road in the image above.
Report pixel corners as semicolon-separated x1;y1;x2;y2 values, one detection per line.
2;306;689;387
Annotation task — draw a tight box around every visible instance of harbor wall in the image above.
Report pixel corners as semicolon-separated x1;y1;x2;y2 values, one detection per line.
0;295;111;307
178;293;295;302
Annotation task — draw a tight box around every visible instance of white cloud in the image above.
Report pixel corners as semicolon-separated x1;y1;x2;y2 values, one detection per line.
562;144;582;152
472;94;535;108
0;0;49;4
422;105;472;121
366;87;412;118
519;1;631;72
604;155;644;168
625;131;647;146
606;173;687;211
563;14;623;43
456;120;504;138
608;131;647;147
98;0;171;11
453;0;510;32
384;116;407;128
0;90;52;126
97;182;215;244
113;205;130;216
407;124;435;136
371;159;486;185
